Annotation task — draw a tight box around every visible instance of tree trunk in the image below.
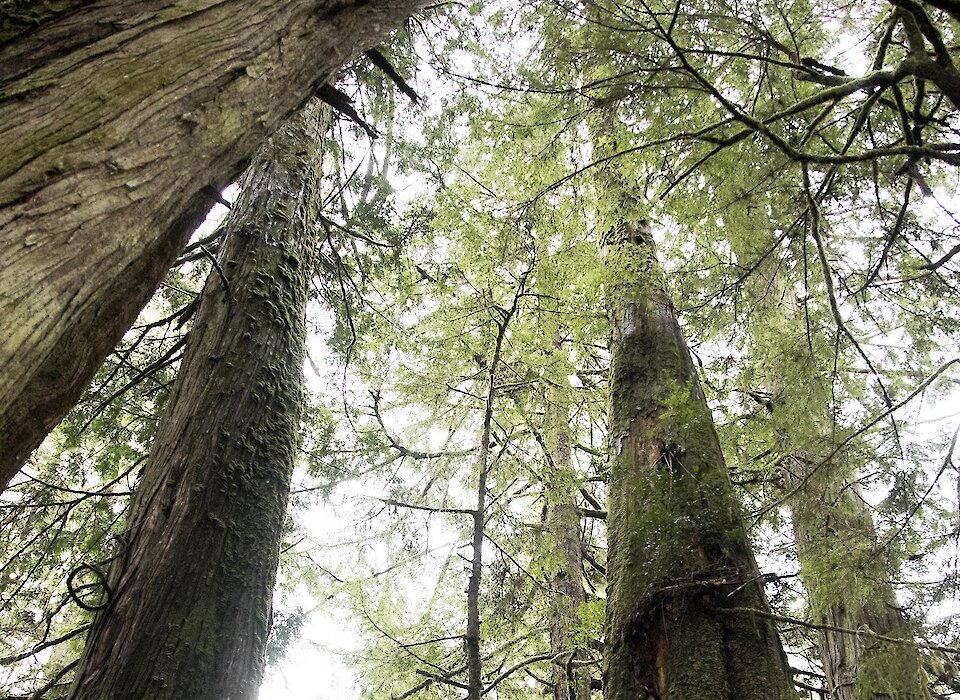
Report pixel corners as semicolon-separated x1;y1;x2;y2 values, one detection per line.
68;102;328;700
466;305;513;700
0;0;425;489
543;393;591;700
732;232;931;699
790;458;930;699
602;218;798;700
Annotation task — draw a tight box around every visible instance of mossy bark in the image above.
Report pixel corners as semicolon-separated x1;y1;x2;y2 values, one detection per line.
790;459;930;699
602;221;798;700
543;377;591;700
0;0;426;490
0;0;91;44
68;103;329;700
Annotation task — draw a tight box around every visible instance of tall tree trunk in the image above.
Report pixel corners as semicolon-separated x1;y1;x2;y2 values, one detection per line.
732;230;930;699
601;216;798;700
0;0;425;489
790;458;930;699
68;102;328;700
543;391;591;700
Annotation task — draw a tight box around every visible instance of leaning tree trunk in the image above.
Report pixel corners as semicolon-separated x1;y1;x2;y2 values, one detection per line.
68;102;328;700
0;0;426;489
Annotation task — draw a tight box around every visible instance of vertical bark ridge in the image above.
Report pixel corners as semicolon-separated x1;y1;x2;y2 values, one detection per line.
69;102;329;700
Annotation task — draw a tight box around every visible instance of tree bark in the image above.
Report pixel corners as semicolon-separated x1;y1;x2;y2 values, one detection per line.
68;102;328;699
0;0;426;489
601;218;798;700
543;393;591;700
790;456;930;699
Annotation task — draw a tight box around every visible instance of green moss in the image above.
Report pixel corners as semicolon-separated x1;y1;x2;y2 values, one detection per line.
0;0;88;45
602;234;664;304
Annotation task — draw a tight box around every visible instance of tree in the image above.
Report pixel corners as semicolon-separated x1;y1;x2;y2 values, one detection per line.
68;101;328;699
633;0;960;693
540;362;592;700
711;170;934;698
4;0;959;696
0;0;427;489
600;211;799;700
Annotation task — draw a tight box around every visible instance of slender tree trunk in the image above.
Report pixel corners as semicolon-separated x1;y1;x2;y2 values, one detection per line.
601;216;798;700
466;304;511;700
68;102;329;700
790;454;930;699
0;0;425;489
466;286;528;700
543;392;591;700
466;431;489;700
536;285;592;700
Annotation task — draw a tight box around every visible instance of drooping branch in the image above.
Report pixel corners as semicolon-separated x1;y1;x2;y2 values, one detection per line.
370;390;476;461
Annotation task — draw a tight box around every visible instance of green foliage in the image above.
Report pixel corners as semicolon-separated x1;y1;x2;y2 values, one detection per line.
5;1;960;698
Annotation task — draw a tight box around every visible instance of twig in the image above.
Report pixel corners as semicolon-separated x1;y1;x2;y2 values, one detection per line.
378;497;475;515
0;624;90;666
415;669;471;690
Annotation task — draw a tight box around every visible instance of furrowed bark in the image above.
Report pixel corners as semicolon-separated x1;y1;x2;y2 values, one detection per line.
0;0;427;489
68;102;328;699
601;216;798;700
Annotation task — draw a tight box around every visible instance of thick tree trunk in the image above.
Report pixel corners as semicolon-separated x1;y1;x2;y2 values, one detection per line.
734;235;930;699
602;219;798;700
0;0;425;489
790;459;930;699
68;102;328;699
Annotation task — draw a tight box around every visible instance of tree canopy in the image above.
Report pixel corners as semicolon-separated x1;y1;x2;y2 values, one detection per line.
1;1;959;699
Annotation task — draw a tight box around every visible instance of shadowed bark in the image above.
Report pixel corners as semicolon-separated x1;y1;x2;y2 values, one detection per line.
68;102;328;699
0;0;426;489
